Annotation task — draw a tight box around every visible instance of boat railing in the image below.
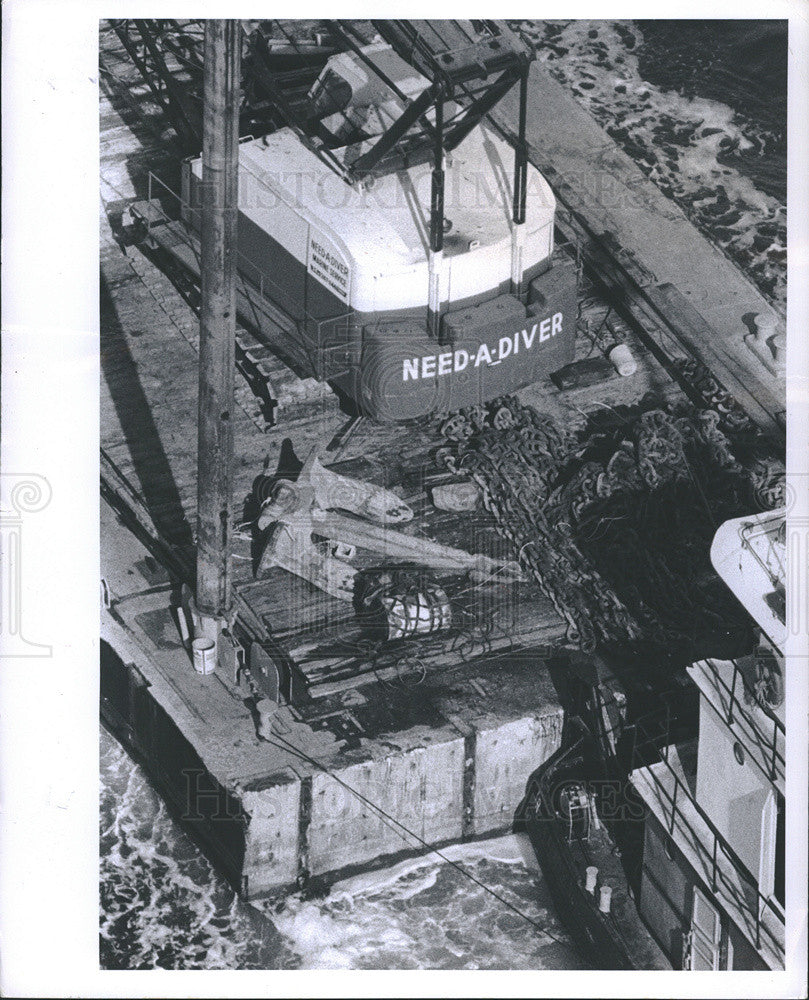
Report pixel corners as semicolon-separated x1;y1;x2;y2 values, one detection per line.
697;657;785;790
627;709;785;958
740;513;786;598
141;171;355;369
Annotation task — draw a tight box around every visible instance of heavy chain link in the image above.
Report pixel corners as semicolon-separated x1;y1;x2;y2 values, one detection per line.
438;395;784;654
440;397;642;651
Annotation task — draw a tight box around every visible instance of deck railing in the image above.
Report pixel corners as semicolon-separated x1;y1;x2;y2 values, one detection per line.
627;708;785;960
740;513;786;600
142;171;355;369
698;657;785;789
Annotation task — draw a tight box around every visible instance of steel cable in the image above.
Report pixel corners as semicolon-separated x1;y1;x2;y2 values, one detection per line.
261;727;581;957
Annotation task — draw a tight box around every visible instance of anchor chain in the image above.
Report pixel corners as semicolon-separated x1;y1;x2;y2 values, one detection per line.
439;397;642;651
437;395;784;654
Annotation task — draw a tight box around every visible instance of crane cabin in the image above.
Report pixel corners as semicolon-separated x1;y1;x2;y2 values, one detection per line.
181;21;578;421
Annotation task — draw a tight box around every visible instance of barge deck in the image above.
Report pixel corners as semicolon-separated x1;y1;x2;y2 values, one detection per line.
99;21;785;900
493;61;785;436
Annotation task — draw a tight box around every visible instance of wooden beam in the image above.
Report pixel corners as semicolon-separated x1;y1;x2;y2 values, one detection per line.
196;19;240;620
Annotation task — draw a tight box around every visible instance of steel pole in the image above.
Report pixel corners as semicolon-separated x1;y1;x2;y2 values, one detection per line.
427;94;445;340
510;66;529;298
196;19;240;626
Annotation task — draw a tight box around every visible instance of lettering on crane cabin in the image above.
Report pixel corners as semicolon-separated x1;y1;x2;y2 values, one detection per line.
402;312;564;381
308;234;350;303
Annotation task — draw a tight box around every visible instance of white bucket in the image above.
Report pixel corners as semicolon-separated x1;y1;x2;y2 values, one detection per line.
608;343;637;377
585;866;598;894
192;637;216;675
599;884;613;913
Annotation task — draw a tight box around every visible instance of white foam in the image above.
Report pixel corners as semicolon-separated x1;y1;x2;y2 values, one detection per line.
100;730;260;970
102;730;576;970
323;832;538;903
522;20;786;310
265;833;568;971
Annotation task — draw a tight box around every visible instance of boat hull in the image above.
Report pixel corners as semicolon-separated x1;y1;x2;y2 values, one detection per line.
520;721;670;970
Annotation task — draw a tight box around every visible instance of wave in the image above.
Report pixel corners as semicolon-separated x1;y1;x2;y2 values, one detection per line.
100;730;579;970
513;19;786;310
264;836;582;970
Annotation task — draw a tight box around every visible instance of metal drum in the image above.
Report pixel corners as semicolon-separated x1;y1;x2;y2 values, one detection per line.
356;567;452;642
376;585;452;641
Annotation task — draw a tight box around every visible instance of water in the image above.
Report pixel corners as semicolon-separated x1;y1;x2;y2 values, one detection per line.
520;19;787;309
100;19;788;970
100;729;583;970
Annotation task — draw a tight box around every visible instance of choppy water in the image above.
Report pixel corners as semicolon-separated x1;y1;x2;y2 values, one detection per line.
100;729;583;970
100;19;788;970
520;19;787;309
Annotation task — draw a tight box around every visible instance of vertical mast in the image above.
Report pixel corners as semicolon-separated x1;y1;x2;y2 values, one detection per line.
427;92;445;340
196;19;240;632
511;64;529;298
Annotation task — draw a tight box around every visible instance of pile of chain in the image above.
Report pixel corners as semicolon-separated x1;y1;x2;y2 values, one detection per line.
437;396;784;655
438;398;641;651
